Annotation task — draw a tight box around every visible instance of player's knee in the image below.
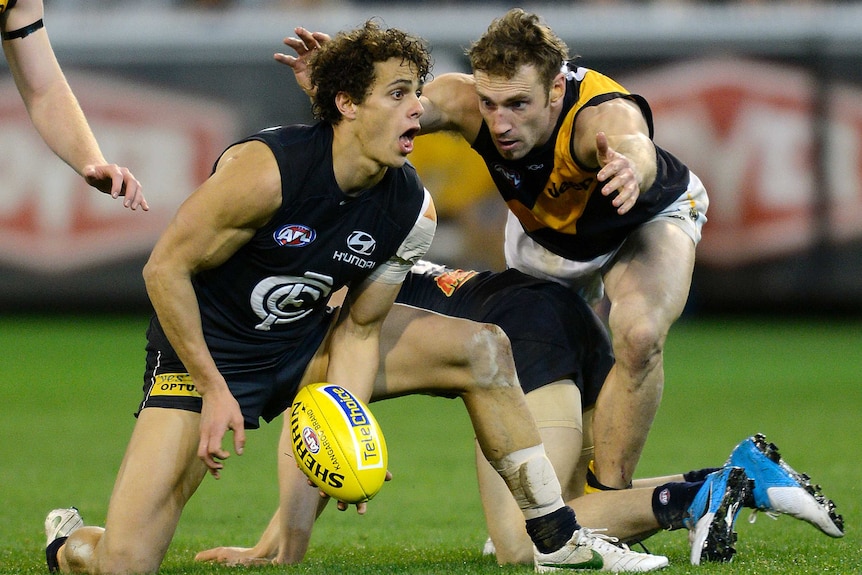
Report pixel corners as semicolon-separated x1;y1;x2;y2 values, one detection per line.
465;323;517;390
613;319;665;375
99;540;162;574
59;527;104;573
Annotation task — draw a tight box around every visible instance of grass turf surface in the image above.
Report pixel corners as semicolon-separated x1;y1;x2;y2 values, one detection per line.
1;313;859;574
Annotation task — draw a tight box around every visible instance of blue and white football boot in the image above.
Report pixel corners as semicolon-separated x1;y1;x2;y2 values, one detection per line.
683;466;752;565
726;433;844;538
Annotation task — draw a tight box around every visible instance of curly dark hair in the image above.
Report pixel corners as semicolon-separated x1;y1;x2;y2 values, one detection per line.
466;9;569;91
310;20;432;124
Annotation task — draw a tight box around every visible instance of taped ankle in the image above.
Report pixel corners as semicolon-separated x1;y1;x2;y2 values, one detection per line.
490;445;565;520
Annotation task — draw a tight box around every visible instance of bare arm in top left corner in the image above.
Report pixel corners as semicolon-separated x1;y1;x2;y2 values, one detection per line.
2;0;148;210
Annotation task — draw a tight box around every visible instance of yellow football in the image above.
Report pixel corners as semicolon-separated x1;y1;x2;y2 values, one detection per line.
289;383;388;504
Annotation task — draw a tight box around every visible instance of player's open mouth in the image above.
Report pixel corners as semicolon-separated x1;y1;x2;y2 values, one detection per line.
496;138;519;152
399;127;420;154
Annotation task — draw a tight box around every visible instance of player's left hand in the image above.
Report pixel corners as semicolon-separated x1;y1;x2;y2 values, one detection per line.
83;163;149;211
194;546;271;566
595;132;641;215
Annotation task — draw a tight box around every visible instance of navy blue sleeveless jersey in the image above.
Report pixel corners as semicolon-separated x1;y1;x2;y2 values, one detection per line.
395;261;610;407
188;123;426;361
471;67;690;262
144;123;426;424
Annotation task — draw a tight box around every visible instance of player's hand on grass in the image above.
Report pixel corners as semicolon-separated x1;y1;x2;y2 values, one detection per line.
198;387;246;479
275;26;330;97
194;546;271;566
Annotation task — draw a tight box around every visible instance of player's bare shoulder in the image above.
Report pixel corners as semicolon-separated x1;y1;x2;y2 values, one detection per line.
209;140;283;226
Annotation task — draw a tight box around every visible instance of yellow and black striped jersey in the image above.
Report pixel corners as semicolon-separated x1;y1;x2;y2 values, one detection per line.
471;66;690;261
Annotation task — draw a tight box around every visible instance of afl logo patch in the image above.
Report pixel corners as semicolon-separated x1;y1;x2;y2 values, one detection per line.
274;224;316;247
302;427;321;454
658;487;671;506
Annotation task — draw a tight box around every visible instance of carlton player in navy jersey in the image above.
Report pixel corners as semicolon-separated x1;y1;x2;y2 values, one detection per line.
280;9;708;504
43;21;666;574
1;0;146;209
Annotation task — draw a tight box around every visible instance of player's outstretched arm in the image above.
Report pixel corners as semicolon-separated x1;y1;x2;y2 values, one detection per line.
3;0;148;210
417;73;483;141
573;99;656;215
272;28;482;144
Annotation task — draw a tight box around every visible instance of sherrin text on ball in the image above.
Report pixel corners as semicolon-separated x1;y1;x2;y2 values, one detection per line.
290;383;388;503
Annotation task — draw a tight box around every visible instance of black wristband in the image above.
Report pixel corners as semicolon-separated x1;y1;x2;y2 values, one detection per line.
2;17;43;41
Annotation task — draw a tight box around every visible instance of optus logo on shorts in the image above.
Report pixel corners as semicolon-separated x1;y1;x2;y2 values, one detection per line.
150;373;200;397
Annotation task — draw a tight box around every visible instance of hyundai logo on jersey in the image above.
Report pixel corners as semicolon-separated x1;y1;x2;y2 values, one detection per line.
346;231;376;255
274;224;316;247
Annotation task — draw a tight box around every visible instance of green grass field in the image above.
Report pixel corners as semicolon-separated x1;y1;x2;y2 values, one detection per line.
1;314;859;574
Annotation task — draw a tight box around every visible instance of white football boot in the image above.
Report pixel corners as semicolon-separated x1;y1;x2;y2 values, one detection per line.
45;507;84;547
534;527;668;572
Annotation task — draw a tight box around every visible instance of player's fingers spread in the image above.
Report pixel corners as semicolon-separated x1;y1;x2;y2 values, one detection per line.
311;31;331;45
298;27;326;46
355;502;367;515
295;27;315;49
282;37;306;53
617;200;634;215
596;131;610;158
603;175;626;198
385;470;393;482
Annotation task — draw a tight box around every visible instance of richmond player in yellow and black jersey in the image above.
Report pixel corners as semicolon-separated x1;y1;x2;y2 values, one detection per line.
471;65;694;263
413;9;711;498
